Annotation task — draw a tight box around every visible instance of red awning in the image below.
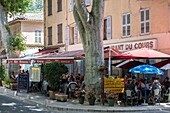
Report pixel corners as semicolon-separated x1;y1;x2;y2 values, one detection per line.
121;48;170;59
152;59;170;68
34;48;58;55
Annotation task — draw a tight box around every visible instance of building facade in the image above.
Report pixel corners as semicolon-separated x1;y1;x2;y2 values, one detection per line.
44;0;170;75
44;0;170;54
9;13;44;57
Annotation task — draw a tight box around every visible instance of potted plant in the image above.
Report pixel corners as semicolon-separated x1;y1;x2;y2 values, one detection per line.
76;88;86;104
106;92;118;106
86;89;96;105
42;62;68;100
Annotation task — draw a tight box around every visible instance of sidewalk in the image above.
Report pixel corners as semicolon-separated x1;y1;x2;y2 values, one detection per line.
0;86;169;112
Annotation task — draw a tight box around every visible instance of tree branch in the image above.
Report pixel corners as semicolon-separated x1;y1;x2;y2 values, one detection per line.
91;0;104;25
74;0;90;30
73;6;86;49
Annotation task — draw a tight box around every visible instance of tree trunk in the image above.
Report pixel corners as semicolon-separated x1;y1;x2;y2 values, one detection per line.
84;27;104;94
0;4;20;75
73;0;104;94
0;4;11;59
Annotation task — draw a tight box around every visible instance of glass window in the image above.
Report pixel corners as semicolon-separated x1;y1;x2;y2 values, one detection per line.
140;9;150;35
122;13;131;37
35;31;42;43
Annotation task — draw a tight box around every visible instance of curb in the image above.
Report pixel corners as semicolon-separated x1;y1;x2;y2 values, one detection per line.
25;99;163;112
0;87;165;112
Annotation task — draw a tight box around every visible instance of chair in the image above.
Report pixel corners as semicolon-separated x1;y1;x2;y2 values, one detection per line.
66;82;77;98
153;88;161;105
125;90;138;106
163;87;170;102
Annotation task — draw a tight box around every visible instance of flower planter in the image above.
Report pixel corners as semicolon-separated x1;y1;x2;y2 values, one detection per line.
10;83;17;90
55;94;67;102
78;97;85;104
88;98;96;105
107;99;115;106
1;80;5;87
48;90;55;100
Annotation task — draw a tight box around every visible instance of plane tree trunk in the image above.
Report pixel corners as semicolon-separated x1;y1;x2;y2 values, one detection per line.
73;0;104;94
0;4;20;75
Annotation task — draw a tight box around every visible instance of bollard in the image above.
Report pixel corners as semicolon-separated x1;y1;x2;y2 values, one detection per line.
27;95;30;99
14;91;18;96
44;99;49;107
4;89;7;93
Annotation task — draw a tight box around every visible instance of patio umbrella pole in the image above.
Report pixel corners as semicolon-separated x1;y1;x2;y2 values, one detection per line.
143;75;147;105
108;46;111;76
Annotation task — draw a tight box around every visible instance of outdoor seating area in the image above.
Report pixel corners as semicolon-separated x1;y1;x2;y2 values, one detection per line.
123;74;170;106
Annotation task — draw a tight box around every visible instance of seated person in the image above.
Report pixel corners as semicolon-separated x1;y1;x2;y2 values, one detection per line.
125;78;136;95
151;80;161;96
162;77;170;90
10;71;17;83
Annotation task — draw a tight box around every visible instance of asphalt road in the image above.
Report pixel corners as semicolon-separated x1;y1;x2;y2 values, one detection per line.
0;94;170;113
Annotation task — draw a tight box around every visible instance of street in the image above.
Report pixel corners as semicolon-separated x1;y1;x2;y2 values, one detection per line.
0;94;170;113
0;94;54;113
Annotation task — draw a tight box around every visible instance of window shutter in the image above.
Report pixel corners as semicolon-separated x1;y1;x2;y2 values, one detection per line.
74;61;78;75
66;26;70;45
74;25;78;44
85;0;91;6
106;16;112;40
69;0;73;11
80;60;85;76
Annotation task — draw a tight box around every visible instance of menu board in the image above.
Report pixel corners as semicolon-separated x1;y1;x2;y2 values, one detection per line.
17;74;29;93
30;67;41;82
104;78;125;93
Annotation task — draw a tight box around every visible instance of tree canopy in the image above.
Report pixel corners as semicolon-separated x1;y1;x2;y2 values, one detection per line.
0;0;31;17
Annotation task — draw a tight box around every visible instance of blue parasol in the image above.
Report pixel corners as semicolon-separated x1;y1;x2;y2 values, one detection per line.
129;64;164;75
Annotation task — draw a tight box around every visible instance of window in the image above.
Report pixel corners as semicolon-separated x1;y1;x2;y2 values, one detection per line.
48;27;52;45
57;0;62;12
70;27;74;44
66;26;70;45
103;19;107;40
35;30;42;43
69;0;73;11
85;0;91;6
48;0;52;16
0;39;2;48
106;16;112;40
57;24;63;43
122;13;131;37
140;8;150;35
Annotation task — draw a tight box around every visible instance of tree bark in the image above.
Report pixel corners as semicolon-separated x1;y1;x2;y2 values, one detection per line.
0;4;20;75
0;4;11;58
73;0;104;94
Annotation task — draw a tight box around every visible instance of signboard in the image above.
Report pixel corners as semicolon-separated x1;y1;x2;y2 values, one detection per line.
104;78;124;93
30;67;41;82
107;39;157;52
7;60;31;64
17;74;29;93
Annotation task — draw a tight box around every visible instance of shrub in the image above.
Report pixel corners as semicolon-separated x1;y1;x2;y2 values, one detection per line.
0;65;6;81
42;62;68;91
